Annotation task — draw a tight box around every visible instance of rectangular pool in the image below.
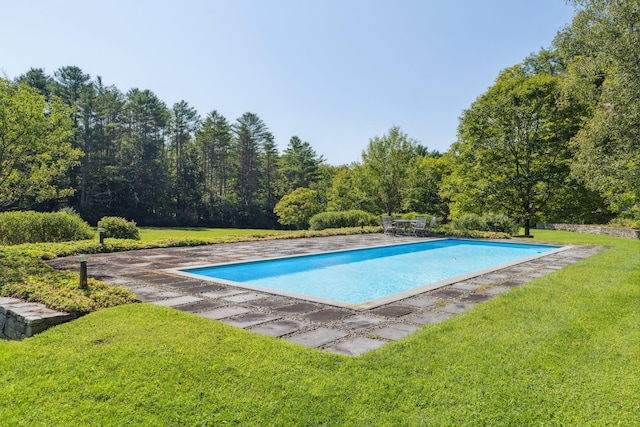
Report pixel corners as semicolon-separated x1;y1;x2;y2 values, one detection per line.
172;239;565;310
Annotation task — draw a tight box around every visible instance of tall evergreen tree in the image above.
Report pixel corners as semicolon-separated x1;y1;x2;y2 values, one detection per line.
280;136;325;192
52;66;92;208
15;68;53;100
169;101;200;214
118;88;171;223
232;112;268;216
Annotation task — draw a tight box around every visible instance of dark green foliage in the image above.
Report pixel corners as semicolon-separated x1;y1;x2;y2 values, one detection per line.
97;216;140;240
609;206;640;229
451;213;518;235
0;211;94;245
309;210;378;230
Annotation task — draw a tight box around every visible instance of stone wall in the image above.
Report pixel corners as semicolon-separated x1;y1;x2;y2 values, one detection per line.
537;223;640;239
0;297;78;340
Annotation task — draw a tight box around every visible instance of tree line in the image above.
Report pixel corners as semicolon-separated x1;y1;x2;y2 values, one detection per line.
1;0;638;231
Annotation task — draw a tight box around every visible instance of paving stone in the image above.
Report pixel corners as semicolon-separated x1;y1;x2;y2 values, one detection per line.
285;328;348;348
401;296;438;308
501;278;531;287
198;306;251;320
223;313;280;328
338;315;384;331
460;293;494;303
140;275;183;285
174;300;223;313
438;302;475;314
304;308;352;323
481;273;511;282
370;304;416;317
450;282;482;291
484;286;510;295
325;337;386;356
408;311;453;325
244;296;291;308
249;320;305;337
274;302;321;314
130;287;183;302
430;288;465;299
463;276;496;286
223;293;268;303
152;295;203;307
173;283;226;294
371;323;419;340
201;289;247;298
0;297;22;305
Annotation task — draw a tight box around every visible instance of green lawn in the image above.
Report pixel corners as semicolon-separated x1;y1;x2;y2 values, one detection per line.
138;226;286;242
1;230;638;425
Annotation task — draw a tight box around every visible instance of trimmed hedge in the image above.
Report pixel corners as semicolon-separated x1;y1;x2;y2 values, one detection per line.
0;211;94;245
97;216;140;240
309;210;379;230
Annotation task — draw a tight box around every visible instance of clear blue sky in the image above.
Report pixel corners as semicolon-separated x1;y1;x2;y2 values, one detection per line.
1;0;576;165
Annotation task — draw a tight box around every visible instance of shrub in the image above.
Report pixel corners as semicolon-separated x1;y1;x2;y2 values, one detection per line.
451;213;487;232
482;213;519;235
309;210;379;230
608;206;640;229
97;216;140;240
0;211;94;245
451;213;518;235
274;188;322;229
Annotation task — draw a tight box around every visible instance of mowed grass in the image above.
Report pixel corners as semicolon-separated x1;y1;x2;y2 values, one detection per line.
137;226;286;242
1;230;638;425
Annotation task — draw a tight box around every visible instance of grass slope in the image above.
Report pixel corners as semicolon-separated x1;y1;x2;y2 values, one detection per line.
1;230;638;425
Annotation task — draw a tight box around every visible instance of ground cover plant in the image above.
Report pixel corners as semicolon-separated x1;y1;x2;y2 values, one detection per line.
0;230;638;425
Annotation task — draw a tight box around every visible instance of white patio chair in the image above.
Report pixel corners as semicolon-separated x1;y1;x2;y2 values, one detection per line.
380;216;397;235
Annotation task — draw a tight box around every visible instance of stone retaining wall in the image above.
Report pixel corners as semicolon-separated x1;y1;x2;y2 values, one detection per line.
537;223;640;239
0;297;78;340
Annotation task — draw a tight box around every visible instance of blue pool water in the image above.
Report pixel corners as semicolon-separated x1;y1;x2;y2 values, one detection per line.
182;239;559;306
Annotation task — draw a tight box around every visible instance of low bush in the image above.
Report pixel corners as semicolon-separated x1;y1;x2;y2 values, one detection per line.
608;206;640;229
0;211;94;245
450;213;518;235
309;210;379;230
97;216;140;240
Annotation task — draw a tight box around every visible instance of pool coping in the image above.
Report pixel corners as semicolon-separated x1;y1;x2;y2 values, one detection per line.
164;238;572;311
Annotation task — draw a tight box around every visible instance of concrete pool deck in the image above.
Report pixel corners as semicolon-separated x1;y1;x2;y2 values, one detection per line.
48;234;607;356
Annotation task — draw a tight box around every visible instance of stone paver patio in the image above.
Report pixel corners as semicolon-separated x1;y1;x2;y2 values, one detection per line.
47;234;607;356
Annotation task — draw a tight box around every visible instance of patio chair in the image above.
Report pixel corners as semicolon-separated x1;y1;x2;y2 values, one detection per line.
412;216;436;237
380;216;397;234
411;216;427;236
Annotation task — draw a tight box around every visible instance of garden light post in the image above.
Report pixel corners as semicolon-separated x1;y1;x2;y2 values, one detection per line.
78;254;89;289
97;227;106;245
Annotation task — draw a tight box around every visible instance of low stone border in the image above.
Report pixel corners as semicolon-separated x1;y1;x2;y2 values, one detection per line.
0;297;78;340
537;223;640;239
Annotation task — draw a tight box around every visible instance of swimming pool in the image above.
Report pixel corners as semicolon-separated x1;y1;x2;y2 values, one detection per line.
172;239;565;310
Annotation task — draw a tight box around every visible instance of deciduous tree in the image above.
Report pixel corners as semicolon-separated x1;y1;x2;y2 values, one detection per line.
274;187;322;229
0;79;81;209
360;126;418;215
447;64;580;236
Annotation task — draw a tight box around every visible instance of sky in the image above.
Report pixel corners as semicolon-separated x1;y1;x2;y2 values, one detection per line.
1;0;577;166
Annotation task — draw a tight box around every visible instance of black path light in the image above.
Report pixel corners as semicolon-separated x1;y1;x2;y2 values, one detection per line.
97;227;106;245
78;254;89;289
